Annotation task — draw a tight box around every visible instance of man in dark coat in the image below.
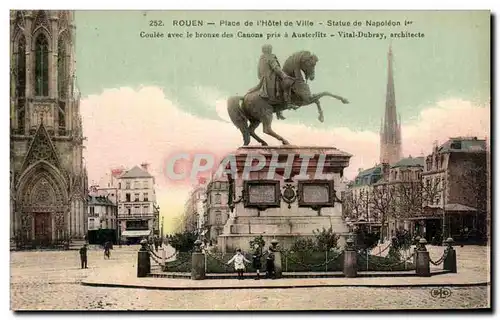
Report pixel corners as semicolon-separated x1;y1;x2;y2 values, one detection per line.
266;246;276;279
79;244;88;269
248;44;292;120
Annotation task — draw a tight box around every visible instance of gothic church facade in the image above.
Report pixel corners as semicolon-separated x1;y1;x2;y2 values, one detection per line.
10;10;88;247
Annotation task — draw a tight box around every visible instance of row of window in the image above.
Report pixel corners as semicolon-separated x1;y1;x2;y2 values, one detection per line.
211;182;228;190
119;180;150;190
124;205;151;215
123;192;149;202
14;33;69;98
391;170;422;181
426;154;446;171
89;206;117;215
14;33;69;131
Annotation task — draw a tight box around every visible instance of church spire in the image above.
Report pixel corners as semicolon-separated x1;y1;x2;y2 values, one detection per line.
385;44;397;139
380;45;402;164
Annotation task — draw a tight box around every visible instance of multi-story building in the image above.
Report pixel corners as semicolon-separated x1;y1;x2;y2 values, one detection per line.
343;166;383;233
180;191;197;233
94;167;124;205
193;185;207;233
343;156;424;240
421;137;487;243
179;182;207;234
87;195;118;243
116;164;160;243
10;10;88;247
380;156;425;239
205;177;230;244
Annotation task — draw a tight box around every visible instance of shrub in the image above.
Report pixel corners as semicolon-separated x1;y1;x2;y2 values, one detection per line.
290;238;316;253
169;231;197;252
392;229;412;251
249;235;266;250
313;227;340;252
354;227;379;253
164;250;415;273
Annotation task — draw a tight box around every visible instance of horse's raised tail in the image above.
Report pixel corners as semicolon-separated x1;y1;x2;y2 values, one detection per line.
227;96;248;130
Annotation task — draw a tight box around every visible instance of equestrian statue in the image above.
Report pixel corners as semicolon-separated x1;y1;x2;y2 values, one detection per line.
227;44;349;146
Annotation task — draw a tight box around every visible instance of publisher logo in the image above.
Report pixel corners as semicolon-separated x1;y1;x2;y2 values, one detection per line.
430;287;452;299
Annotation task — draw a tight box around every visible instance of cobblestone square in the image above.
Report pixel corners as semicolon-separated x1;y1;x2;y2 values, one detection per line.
10;245;490;311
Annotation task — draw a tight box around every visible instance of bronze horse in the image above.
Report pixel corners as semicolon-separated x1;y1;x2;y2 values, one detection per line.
227;51;349;146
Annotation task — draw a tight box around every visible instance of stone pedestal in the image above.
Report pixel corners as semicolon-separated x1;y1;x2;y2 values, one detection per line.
443;238;457;273
415;251;430;277
218;146;352;252
343;237;357;278
191;252;206;280
443;249;457;273
137;240;151;278
415;238;430;277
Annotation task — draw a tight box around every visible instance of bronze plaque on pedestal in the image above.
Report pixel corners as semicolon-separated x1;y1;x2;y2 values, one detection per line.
298;180;335;208
243;180;281;209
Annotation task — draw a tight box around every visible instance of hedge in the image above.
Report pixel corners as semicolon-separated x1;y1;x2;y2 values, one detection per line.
162;250;415;273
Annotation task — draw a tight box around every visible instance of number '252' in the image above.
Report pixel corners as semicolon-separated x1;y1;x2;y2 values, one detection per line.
150;20;164;27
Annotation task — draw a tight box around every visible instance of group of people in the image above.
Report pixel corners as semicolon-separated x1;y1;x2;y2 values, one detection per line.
78;240;114;269
226;244;276;280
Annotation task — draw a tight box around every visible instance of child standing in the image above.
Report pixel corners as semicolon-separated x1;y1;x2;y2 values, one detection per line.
252;244;262;280
227;249;250;280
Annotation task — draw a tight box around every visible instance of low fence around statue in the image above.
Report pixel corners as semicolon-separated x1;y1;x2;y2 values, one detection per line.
136;237;458;279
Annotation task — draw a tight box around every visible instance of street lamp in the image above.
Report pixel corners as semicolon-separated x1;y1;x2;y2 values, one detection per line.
160;216;164;241
345;217;352;232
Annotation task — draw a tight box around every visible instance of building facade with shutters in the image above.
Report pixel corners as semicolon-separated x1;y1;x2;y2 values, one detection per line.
421;137;487;243
116;164;160;242
10;10;88;248
87;195;117;231
204;178;230;243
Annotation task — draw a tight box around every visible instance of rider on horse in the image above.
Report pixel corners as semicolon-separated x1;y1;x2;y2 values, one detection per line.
247;44;293;120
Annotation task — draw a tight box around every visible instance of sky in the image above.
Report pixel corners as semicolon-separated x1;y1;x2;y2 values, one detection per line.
74;11;491;233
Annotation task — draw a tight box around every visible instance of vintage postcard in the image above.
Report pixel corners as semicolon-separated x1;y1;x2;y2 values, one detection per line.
9;10;491;311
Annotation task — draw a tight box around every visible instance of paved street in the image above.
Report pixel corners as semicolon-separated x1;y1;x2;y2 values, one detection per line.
10;245;490;311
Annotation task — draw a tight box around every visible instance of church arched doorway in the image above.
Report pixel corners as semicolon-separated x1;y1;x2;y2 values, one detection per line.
16;162;68;246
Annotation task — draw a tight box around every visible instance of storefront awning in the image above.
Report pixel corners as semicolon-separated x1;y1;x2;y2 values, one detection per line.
423;204;478;212
121;230;151;237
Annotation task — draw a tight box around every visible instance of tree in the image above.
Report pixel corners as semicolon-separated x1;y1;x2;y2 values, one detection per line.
396;181;423;220
313;226;340;252
342;190;369;222
369;183;396;241
455;159;487;241
421;177;443;207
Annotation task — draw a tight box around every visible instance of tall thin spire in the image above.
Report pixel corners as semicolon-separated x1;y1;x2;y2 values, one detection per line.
385;44;397;140
380;45;402;164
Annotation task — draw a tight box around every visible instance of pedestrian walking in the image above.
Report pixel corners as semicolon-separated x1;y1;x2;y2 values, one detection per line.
154;236;160;251
266;246;276;279
227;249;250;280
79;244;88;269
103;240;111;259
252;244;263;280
